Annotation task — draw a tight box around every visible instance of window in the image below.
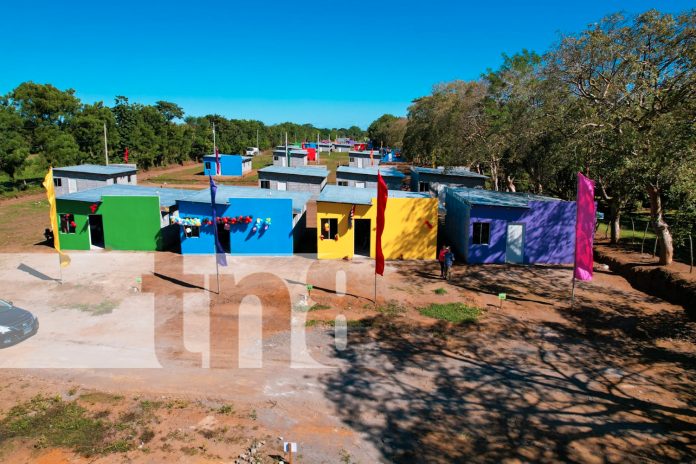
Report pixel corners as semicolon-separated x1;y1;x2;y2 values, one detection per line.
127;175;132;183
184;226;200;238
419;181;430;192
337;180;348;187
205;161;211;170
260;180;270;189
349;157;355;163
273;156;279;161
321;218;338;240
53;178;62;187
356;182;366;189
472;222;490;245
59;214;76;234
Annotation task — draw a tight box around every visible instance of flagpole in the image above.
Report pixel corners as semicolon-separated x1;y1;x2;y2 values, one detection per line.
571;173;579;308
103;123;109;165
58;253;63;285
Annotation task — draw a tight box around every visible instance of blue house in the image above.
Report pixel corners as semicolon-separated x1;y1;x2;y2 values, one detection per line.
203;154;252;176
176;186;312;256
444;187;576;265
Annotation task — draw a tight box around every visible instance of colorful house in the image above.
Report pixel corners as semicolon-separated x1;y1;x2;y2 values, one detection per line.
176;186;312;256
348;150;380;168
55;185;197;251
316;185;437;260
52;164;137;195
258;166;328;193
203;154;252;176
444;187;576;264
335;166;405;190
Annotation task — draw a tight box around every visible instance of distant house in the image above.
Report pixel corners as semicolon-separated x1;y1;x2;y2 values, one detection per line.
203;154;252;176
272;148;308;167
335;166;405;190
257;166;328;194
334;141;353;153
348;150;380;168
444;187;576;265
52;164;137;195
410;166;487;202
317;141;333;152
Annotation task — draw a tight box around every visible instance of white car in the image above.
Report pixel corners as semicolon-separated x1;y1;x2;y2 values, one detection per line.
245;147;260;156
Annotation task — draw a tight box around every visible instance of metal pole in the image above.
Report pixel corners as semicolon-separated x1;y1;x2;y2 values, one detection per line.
285;132;289;167
689;233;693;273
58;253;63;285
374;269;377;308
213;122;216;151
103;123;109;165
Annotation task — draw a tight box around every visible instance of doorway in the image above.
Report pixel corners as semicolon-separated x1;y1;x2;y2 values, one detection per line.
505;223;524;264
354;219;371;256
217;223;231;253
88;215;104;248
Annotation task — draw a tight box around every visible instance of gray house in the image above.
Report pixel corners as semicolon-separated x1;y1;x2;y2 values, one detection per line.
348;150;380;168
272;148;308;167
258;166;328;194
318;142;333;152
410;166;487;202
52;164;138;195
335;166;405;190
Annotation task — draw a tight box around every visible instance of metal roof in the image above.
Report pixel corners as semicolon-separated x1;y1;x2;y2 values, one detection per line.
53;164;137;176
349;150;381;157
336;166;405;178
318;185;430;205
411;166;488;179
56;184;198;208
180;185;312;213
202;154;252;161
258;165;328;178
449;187;562;208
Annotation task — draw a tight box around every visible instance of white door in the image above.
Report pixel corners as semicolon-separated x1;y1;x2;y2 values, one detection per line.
357;158;363;168
506;224;524;264
68;178;77;193
356;182;365;189
277;182;287;191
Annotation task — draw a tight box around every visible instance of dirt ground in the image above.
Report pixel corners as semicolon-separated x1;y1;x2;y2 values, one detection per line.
0;250;694;463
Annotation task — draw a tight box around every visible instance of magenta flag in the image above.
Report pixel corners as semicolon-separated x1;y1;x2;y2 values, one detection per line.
574;172;596;281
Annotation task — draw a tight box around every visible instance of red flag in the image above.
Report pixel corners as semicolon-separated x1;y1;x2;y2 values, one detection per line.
124;147;129;163
375;171;388;275
215;147;220;175
574;172;596;281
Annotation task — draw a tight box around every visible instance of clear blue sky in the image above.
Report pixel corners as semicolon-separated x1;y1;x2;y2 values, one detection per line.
1;0;691;128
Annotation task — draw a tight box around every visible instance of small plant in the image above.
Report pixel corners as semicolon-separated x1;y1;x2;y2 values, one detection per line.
376;300;407;317
339;448;353;464
68;387;78;396
217;404;234;415
305;319;320;327
139;428;155;444
308;303;331;311
434;287;447;295
419;303;482;323
248;409;257;420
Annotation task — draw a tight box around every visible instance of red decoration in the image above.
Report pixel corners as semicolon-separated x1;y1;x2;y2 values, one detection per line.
70;221;76;228
89;203;98;214
424;220;433;229
375;171;388;276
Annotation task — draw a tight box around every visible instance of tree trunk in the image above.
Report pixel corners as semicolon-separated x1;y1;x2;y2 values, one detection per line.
506;175;516;192
490;161;499;191
609;200;621;245
647;185;673;265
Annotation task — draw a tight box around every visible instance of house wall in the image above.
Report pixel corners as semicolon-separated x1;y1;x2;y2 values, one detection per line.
258;173;326;193
178;198;296;255
203;156;244;176
53;172;137;195
55;196;165;251
272;153;308;167
316;197;438;260
348;155;380;168
335;174;402;190
460;201;576;264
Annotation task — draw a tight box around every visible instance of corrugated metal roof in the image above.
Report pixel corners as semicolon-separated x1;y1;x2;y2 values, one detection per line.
450;187;561;208
336;166;405;178
181;185;312;213
411;166;488;179
258;166;328;178
349;150;381;157
202;154;252;161
53;164;137;176
56;184;198;208
318;185;430;205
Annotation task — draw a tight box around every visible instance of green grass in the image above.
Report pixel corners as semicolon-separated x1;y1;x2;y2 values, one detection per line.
308;303;331;311
376;300;407;317
316;151;350;182
251;151;273;170
419;303;482;323
69;300;118;316
433;288;448;295
305;319;370;329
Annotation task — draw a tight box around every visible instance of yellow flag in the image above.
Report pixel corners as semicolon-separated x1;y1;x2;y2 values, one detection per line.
42;168;71;268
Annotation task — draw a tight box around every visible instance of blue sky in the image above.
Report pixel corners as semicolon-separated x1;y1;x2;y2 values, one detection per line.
1;0;692;128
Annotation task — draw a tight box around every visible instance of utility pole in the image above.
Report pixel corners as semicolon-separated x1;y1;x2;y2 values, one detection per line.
103;123;109;165
285;132;289;167
256;128;259;149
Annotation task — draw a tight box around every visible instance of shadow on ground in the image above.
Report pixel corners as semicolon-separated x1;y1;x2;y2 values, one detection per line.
320;265;696;463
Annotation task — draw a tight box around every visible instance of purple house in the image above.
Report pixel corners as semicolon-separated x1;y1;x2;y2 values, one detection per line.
444;187;576;264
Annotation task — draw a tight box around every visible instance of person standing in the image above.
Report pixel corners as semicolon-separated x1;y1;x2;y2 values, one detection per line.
444;246;455;280
438;245;447;278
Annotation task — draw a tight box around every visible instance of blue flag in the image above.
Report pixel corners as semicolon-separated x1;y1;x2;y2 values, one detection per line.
209;176;227;266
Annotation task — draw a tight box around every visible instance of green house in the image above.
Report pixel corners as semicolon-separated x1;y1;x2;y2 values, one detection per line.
56;185;197;251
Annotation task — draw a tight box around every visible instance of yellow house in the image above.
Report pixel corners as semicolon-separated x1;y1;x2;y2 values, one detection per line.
316;185;438;260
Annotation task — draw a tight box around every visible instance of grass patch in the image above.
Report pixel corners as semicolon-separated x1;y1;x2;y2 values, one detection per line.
419;303;482;324
79;392;124;405
434;288;447;295
307;319;371;329
308;303;331;311
376;300;407;317
217;404;234;415
70;300;118;316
